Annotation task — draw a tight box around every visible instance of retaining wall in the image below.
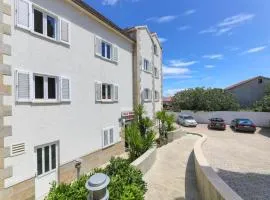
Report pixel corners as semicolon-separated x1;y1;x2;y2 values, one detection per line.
192;133;243;200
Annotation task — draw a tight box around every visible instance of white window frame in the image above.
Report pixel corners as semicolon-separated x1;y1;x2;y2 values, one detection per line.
101;83;113;101
102;126;115;148
35;142;58;178
143;88;152;102
15;0;70;45
32;73;59;103
101;40;112;60
32;6;58;40
143;59;152;73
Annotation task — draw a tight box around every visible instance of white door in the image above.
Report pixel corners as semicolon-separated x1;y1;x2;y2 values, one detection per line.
35;143;59;200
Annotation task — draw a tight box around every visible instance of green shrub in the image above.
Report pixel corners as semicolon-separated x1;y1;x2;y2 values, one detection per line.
46;158;146;200
156;110;176;140
125;123;155;161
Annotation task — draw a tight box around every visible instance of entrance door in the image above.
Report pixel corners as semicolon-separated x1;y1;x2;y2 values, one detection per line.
35;143;59;200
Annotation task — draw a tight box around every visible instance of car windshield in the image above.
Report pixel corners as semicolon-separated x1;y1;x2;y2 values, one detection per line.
211;118;224;122
238;119;252;124
184;116;193;120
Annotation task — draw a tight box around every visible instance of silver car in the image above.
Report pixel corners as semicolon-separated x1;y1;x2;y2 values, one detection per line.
177;114;198;127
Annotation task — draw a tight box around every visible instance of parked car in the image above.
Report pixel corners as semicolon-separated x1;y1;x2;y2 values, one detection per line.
230;118;256;133
177;114;198;127
208;118;226;130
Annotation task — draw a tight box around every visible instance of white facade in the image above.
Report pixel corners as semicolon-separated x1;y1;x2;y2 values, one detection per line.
127;27;163;119
4;0;133;198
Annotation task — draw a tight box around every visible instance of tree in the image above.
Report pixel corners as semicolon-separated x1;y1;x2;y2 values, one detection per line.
172;87;240;111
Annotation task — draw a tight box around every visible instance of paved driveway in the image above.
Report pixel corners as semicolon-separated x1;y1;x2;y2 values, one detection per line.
144;134;200;200
182;124;270;200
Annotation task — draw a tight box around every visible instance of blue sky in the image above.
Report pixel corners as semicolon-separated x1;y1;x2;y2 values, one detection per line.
86;0;270;96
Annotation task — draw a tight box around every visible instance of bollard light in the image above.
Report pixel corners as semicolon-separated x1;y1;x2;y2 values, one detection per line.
85;173;110;200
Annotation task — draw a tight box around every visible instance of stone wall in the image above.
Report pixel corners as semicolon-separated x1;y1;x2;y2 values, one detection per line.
0;0;13;199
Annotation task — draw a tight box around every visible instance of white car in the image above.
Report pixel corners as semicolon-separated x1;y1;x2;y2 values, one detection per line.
177;114;198;127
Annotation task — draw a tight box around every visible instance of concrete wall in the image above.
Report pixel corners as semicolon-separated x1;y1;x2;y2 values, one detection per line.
131;145;156;174
193;133;243;200
176;111;270;127
5;0;133;189
227;77;270;107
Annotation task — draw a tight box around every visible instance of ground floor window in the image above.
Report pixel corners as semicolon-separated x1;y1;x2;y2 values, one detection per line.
36;144;57;176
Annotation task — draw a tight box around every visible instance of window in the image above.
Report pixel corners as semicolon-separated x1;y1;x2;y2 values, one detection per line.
36;144;57;176
258;78;263;84
143;59;149;71
154;44;158;56
34;74;58;101
154;67;159;78
143;89;152;101
16;70;71;103
33;8;57;39
95;82;119;103
34;9;43;34
103;127;115;148
16;0;70;44
95;36;118;62
155;91;159;101
101;41;112;59
102;83;113;100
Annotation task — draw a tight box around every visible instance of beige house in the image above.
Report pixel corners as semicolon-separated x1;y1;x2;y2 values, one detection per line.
0;0;163;199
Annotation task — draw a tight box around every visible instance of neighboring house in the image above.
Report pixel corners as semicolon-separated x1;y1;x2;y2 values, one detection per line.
225;76;270;107
126;26;163;119
0;0;162;199
163;97;173;110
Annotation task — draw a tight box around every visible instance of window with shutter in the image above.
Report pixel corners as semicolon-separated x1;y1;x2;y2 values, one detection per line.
60;19;70;44
95;82;102;102
103;127;115;148
16;70;32;102
61;77;71;102
16;0;31;30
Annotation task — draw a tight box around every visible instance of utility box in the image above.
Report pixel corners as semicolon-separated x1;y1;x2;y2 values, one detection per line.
85;173;110;200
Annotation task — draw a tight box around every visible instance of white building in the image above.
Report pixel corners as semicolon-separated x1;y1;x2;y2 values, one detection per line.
0;0;162;199
126;26;163;119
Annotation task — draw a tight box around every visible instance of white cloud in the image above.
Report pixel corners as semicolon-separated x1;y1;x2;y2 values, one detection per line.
199;13;255;36
183;9;196;16
158;37;168;43
168;59;198;67
163;67;190;75
205;65;215;69
165;88;185;96
146;15;178;23
163;75;192;80
178;26;191;31
218;14;255;27
202;54;223;60
102;0;120;5
241;46;267;54
102;0;139;5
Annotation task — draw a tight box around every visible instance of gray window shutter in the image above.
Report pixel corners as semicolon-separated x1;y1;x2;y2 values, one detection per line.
60;19;70;44
16;0;31;30
16;70;32;102
109;128;114;144
149;89;152;100
114;84;119;102
95;36;102;56
103;130;109;147
61;77;71;102
95;81;102;102
112;45;118;62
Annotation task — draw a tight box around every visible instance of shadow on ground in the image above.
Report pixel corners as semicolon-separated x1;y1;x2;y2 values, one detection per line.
184;151;200;200
258;127;270;138
217;168;270;200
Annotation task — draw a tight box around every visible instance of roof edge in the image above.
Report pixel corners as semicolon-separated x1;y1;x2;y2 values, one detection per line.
225;76;270;90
